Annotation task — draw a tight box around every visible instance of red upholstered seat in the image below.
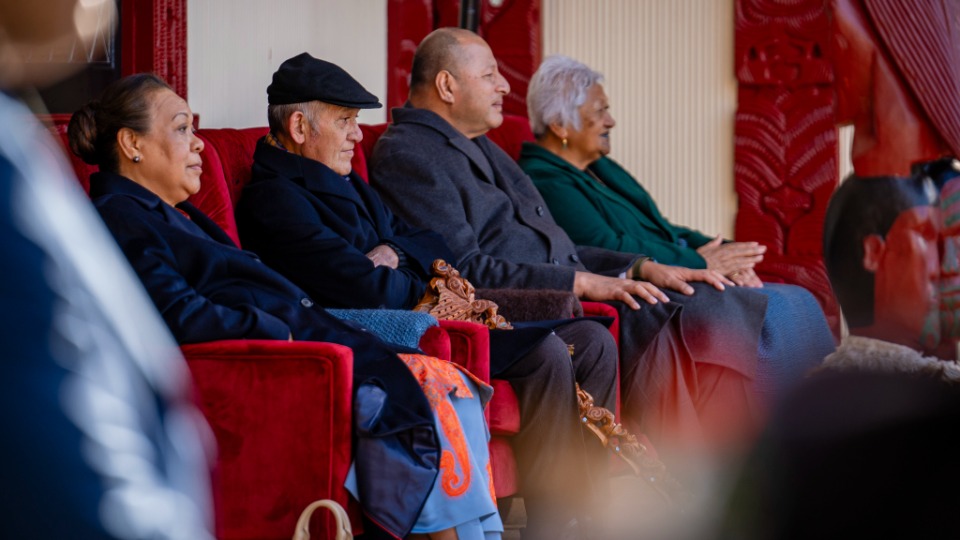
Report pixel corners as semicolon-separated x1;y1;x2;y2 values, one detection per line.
189;127;516;497
183;340;354;540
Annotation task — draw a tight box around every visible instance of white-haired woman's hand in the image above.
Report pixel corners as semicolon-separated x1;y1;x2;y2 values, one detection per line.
638;261;733;294
696;236;766;276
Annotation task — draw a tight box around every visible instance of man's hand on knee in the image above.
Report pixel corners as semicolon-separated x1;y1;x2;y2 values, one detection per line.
573;271;668;309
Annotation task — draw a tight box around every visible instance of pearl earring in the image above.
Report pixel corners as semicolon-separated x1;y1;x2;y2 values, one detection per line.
133;155;141;163
562;138;568;149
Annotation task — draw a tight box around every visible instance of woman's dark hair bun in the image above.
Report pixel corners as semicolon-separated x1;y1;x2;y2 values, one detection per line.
67;101;100;165
66;74;172;172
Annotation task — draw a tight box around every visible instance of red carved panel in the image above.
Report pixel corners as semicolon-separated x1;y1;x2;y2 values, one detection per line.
386;0;434;119
386;0;541;119
477;0;541;118
734;0;842;336
121;0;187;98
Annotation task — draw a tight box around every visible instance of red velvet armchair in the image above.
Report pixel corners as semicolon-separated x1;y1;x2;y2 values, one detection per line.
195;126;525;499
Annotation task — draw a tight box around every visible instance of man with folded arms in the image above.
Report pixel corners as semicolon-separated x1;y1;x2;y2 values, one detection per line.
235;52;620;539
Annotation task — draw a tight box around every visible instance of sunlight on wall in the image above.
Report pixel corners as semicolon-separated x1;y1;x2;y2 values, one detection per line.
543;0;737;238
188;0;387;129
837;125;854;182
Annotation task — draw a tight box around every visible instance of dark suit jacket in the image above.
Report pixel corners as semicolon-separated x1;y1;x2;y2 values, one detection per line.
89;171;438;538
370;106;640;291
237;139;453;310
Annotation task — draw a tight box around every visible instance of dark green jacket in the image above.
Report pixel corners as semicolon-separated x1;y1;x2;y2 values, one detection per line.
518;142;714;268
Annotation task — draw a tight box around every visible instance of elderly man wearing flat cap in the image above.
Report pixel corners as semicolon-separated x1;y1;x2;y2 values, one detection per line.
235;52;622;538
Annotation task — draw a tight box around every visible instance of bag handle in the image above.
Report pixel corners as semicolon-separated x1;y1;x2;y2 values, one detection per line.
292;499;353;540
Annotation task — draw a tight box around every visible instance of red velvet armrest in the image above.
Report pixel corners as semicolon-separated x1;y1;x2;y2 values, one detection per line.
181;340;355;540
436;320;491;384
418;325;451;365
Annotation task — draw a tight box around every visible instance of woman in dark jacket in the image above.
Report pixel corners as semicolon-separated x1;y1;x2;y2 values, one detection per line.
68;73;501;540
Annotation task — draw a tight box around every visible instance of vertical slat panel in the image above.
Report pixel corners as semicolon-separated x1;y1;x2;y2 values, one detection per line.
543;0;736;238
188;0;387;128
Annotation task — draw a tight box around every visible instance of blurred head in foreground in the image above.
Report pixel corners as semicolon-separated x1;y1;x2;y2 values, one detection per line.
0;3;215;538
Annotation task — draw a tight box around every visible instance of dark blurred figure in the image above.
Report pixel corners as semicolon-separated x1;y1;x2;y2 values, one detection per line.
0;2;216;538
718;369;960;540
718;46;960;536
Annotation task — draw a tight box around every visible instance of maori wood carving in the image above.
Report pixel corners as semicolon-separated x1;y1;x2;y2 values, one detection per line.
576;384;688;506
386;0;541;118
414;259;513;330
735;0;841;335
121;0;187;98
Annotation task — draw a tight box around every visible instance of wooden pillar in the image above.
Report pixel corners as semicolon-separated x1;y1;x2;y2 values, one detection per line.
121;0;187;98
733;0;841;335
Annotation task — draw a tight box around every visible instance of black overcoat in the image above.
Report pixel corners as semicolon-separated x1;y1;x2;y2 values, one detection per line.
237;140;453;310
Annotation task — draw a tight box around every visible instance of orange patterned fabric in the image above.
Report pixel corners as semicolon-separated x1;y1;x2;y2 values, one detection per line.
486;462;496;505
398;353;493;499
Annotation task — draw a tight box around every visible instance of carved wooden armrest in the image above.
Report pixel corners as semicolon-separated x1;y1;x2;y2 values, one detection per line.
415;259;583;324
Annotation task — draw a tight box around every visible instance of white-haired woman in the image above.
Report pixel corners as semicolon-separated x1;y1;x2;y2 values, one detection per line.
519;55;835;405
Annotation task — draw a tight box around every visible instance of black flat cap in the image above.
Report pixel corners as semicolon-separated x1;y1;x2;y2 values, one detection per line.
267;52;382;109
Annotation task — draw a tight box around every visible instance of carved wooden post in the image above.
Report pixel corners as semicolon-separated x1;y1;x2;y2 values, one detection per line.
386;0;540;118
121;0;187;98
734;0;841;335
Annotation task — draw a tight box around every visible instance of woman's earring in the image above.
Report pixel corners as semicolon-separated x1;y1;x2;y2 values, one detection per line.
562;138;568;149
133;155;141;163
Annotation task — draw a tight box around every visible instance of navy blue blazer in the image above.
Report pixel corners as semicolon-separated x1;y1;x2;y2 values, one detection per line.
89;171;439;538
237;139;454;310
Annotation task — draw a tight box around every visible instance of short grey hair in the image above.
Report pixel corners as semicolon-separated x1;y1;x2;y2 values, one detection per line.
527;55;604;138
267;101;326;135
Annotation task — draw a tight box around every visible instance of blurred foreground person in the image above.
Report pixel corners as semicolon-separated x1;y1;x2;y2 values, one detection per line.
717;368;960;540
0;1;215;538
717;147;960;540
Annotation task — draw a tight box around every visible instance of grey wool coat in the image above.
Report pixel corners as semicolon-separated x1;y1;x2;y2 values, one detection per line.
369;106;641;291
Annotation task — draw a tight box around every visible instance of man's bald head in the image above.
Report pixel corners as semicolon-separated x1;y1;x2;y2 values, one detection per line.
407;27;509;138
410;27;480;93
